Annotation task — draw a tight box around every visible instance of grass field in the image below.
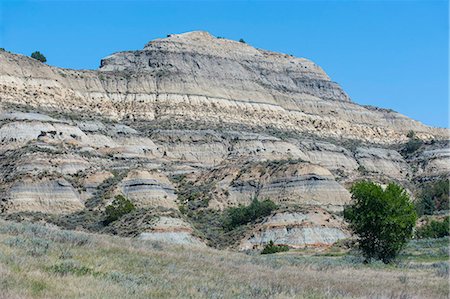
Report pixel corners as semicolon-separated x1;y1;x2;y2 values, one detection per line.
0;220;448;299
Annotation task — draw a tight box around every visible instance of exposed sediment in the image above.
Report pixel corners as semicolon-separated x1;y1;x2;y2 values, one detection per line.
0;31;447;248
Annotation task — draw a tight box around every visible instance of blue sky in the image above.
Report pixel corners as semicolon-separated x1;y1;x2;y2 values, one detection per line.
1;0;448;128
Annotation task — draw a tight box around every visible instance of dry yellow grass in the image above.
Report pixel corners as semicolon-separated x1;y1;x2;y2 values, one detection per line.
0;220;448;298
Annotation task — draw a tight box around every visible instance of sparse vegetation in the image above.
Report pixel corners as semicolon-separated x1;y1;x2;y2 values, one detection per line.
1;38;449;298
104;195;136;225
170;175;277;248
30;51;47;63
404;138;423;154
186;209;244;248
49;260;96;276
224;197;277;230
261;240;289;254
416;217;449;239
357;165;368;175
85;171;127;209
344;181;417;263
103;207;176;237
402;130;423;155
399;237;449;263
406;130;415;138
181;198;277;249
0;219;447;298
172;175;213;212
416;179;449;215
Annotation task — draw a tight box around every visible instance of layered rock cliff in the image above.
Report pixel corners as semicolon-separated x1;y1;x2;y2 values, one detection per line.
0;31;448;249
1;31;446;143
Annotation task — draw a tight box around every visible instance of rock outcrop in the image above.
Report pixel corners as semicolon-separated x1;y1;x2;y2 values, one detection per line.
0;31;447;144
117;170;177;209
3;177;83;214
0;31;447;249
240;208;349;250
138;216;205;247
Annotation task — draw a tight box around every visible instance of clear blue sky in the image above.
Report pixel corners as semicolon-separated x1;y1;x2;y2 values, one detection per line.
1;0;448;128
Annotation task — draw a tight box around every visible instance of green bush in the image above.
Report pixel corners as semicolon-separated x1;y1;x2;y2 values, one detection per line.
402;130;423;155
261;240;289;254
344;181;417;263
224;197;277;230
49;260;95;276
416;217;449;239
30;51;47;63
416;179;449;215
104;195;135;225
406;130;415;138
239;38;246;43
173;176;213;211
404;139;422;154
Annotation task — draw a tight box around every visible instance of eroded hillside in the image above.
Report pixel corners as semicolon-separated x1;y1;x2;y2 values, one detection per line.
0;31;448;249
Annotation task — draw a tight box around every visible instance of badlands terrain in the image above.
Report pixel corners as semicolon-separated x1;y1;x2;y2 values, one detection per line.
0;31;448;298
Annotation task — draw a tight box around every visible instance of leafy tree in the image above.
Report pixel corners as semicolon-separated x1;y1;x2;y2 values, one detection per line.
104;195;135;225
415;216;449;239
344;181;417;263
261;240;289;254
239;38;246;43
225;197;277;230
31;51;47;63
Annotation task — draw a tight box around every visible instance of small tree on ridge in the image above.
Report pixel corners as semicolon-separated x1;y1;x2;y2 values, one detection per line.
31;51;47;63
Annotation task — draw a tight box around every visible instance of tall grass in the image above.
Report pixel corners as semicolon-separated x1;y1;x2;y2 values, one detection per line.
0;220;448;298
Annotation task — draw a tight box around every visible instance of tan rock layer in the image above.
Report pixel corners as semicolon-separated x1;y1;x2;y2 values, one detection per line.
1;31;447;144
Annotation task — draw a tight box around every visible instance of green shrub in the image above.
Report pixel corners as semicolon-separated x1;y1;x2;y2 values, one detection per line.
224;197;277;230
49;260;95;276
416;179;449;215
404;139;423;154
416;217;449;239
261;240;289;254
406;130;415;138
402;130;423;155
104;195;135;225
174;177;213;211
239;38;246;43
30;51;47;63
344;181;417;263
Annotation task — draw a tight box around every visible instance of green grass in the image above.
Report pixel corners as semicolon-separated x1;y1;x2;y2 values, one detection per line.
399;237;449;263
0;220;448;298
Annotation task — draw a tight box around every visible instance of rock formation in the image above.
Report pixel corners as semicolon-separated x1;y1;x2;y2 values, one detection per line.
240;208;349;250
0;31;448;249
